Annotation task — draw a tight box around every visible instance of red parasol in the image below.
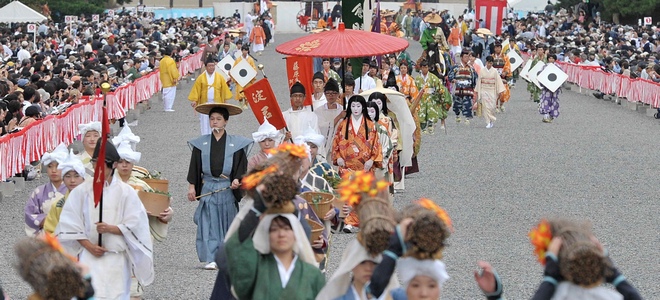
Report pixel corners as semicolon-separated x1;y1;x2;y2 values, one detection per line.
275;23;409;58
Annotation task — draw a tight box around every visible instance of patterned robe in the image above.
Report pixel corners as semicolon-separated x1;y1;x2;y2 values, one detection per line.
24;182;67;236
414;72;451;126
527;56;546;102
374;116;395;182
396;73;419;100
538;63;561;119
332;117;382;177
448;63;478;118
491;52;512;103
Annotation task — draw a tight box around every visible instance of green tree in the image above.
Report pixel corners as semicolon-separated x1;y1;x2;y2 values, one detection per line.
601;0;659;17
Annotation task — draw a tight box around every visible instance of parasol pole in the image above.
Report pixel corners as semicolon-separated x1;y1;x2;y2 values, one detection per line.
341;57;346;110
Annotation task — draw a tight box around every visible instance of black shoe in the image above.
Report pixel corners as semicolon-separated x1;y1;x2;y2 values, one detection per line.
593;93;604;99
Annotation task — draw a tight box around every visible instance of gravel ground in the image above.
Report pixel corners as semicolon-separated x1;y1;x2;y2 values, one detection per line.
1;33;658;299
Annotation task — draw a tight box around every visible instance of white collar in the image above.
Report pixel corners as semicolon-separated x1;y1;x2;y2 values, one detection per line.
273;254;298;288
350;115;363;135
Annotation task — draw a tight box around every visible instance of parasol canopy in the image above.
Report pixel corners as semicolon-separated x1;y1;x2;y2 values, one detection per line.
359;80;415;167
276;23;409;58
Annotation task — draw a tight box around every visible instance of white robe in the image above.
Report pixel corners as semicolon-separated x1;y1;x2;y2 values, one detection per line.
282;108;321;143
56;173;154;300
314;104;342;158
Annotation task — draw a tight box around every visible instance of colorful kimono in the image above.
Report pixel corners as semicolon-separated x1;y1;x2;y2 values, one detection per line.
187;133;252;262
374;116;395;184
188;72;233;107
491;52;512;103
332;117;383;177
396;73;419;100
322;69;342;86
475;66;506;123
414;72;450;128
538;63;561;119
448;62;478;119
527;56;546;102
76;151;94;178
420;26;449;51
233;55;257;101
42;190;69;235
24;182;67;236
225;234;325;300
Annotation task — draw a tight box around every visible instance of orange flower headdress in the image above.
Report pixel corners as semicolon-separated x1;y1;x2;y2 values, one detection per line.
242;165;278;190
416;198;453;232
528;219;553;264
337;170;390;206
267;143;309;159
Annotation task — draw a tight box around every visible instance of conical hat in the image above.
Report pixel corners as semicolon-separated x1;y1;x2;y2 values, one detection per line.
424;13;443;24
195;103;243;116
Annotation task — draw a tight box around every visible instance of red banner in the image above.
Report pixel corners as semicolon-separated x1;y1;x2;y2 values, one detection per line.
243;78;287;130
285;56;313;107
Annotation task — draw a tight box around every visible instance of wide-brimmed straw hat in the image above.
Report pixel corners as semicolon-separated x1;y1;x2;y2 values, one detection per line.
424;13;443;24
195;103;243;116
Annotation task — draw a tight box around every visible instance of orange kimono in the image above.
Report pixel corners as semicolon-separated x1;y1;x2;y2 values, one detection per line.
491;53;512;103
333;117;382;227
332;117;382;177
249;25;266;46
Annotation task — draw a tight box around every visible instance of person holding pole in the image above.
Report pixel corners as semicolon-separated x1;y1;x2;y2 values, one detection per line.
55;139;154;299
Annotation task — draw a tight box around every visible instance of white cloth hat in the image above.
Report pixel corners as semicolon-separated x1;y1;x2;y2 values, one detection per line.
252;119;281;143
116;141;141;164
41;143;69;166
252;213;317;266
294;126;325;148
58;149;86;178
398;258;449;289
316;239;399;300
112;126;140;149
78;121;102;137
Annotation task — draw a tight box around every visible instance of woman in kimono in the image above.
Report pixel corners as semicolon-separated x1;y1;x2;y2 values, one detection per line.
248;119;281;171
43;149;86;235
294;127;338;193
316;238;399;300
396;62;418;100
474;56;506;129
366;95;395;187
225;173;324;300
76;121;101;176
414;60;451;133
186;103;253;270
24;143;68;236
538;54;561;123
250;19;266;56
332;95;382;233
527;46;547;103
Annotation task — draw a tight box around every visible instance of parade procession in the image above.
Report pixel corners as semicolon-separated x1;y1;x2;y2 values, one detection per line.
0;0;658;299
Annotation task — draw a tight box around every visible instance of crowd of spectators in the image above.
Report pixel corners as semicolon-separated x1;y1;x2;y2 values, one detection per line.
0;10;243;136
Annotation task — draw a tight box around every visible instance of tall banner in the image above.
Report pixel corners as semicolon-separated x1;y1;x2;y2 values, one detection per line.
285;56;314;107
243;78;287;130
344;0;368;79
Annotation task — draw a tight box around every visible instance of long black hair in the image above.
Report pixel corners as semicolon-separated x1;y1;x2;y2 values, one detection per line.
344;95;369;140
365;101;380;122
368;92;389;116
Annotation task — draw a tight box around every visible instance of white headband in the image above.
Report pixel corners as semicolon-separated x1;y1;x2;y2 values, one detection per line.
112;125;141;149
116;141;141;164
398;258;449;289
58;150;86;178
252;119;281;143
41;143;69;166
78;121;102;137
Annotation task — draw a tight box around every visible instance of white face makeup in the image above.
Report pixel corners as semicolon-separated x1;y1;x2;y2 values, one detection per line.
367;107;377;120
351;101;363;117
374;99;383;112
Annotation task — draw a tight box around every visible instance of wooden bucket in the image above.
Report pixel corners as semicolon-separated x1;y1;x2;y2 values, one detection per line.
137;191;170;216
143;178;168;193
300;191;334;218
308;220;325;243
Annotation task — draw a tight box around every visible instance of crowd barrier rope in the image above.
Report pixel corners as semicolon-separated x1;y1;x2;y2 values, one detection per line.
0;37;220;181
